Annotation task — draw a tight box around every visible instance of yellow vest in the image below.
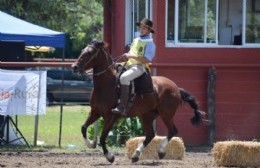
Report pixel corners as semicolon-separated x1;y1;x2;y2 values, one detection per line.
126;38;148;67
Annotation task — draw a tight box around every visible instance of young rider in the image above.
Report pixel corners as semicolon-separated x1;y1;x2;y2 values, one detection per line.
112;18;156;115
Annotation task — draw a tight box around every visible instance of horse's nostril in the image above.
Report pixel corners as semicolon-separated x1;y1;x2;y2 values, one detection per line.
72;65;78;73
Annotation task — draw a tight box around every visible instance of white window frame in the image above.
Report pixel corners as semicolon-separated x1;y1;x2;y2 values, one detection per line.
165;0;260;48
125;0;153;45
242;0;260;47
166;0;219;47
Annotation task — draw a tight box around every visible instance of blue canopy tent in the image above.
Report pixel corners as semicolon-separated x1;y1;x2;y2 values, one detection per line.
0;11;65;48
0;11;66;147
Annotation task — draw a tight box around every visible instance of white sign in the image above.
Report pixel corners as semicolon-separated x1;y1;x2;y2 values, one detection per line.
0;69;46;116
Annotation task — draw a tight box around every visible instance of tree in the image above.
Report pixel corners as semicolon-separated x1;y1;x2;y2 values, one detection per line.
0;0;103;58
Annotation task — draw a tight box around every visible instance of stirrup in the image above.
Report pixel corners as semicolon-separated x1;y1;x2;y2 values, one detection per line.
112;107;126;116
112;107;121;114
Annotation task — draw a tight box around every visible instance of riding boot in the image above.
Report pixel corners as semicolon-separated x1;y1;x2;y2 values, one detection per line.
112;85;129;115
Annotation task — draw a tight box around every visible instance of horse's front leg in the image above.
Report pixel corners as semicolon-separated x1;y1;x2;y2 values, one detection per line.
81;109;100;148
131;113;156;163
100;114;119;163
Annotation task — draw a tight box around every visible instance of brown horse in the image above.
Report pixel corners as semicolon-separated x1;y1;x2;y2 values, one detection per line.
72;41;206;163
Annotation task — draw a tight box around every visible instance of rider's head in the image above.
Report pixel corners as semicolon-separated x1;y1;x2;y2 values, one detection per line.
136;18;155;36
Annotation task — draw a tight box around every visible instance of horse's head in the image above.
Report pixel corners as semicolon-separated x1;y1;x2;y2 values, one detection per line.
72;40;109;74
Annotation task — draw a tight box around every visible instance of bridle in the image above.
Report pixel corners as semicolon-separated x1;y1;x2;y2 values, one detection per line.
82;44;115;76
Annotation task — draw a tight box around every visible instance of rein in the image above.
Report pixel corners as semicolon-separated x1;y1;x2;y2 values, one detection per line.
81;44;126;77
84;45;99;66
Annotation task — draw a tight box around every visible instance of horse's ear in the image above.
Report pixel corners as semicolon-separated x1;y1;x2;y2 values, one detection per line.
92;40;101;48
103;41;109;49
92;40;109;49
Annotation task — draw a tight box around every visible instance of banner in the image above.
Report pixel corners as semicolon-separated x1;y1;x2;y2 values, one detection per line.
0;69;46;116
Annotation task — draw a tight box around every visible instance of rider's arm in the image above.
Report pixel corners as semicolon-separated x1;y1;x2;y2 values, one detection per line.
124;42;156;64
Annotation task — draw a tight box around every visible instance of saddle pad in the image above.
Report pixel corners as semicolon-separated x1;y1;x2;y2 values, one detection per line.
134;72;153;94
115;63;153;95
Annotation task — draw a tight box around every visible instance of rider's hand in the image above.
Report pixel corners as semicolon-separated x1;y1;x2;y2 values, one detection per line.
125;53;137;59
120;53;129;61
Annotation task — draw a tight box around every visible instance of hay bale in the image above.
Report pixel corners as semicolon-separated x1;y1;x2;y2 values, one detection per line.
213;141;260;167
125;136;185;160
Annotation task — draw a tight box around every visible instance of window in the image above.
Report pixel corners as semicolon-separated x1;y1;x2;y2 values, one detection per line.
167;0;175;41
47;68;88;81
166;0;217;46
125;0;153;45
166;0;260;47
178;0;205;43
246;0;260;44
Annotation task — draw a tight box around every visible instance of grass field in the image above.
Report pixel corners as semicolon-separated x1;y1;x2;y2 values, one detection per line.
13;105;90;149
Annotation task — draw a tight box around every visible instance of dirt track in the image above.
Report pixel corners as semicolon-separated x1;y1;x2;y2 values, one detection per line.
0;147;230;168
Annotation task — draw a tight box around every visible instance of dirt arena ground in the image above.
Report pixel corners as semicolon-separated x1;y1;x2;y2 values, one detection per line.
0;147;233;168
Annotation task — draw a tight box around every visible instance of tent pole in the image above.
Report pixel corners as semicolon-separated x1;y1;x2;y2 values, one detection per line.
59;47;66;147
34;68;42;146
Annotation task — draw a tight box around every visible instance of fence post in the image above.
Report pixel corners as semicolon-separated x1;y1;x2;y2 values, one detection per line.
208;67;217;145
152;67;157;133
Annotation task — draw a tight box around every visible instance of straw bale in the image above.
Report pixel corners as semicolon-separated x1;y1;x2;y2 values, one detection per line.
125;136;185;160
213;141;260;167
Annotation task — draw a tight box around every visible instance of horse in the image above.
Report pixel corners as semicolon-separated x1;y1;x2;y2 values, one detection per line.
72;40;207;163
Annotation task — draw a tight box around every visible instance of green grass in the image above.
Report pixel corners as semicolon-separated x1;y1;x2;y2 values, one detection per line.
13;105;90;149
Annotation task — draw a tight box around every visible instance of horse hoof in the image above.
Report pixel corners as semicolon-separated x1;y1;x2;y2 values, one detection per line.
105;153;115;163
84;138;97;148
92;140;97;148
131;156;139;163
158;152;166;159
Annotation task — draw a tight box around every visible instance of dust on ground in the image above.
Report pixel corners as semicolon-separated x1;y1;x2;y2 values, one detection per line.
0;147;234;168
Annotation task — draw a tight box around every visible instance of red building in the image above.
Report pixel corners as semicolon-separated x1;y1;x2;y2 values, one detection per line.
103;0;260;145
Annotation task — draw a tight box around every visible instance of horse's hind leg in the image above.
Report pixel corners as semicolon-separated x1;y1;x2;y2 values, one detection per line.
131;112;157;163
82;109;100;148
158;110;178;159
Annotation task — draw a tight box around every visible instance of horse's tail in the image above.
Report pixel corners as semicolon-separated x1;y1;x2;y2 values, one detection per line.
179;88;206;126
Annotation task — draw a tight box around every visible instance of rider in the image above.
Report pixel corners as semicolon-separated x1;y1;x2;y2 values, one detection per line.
112;18;156;115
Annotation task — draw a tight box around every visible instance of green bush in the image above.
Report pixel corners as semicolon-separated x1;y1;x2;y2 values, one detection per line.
87;117;143;147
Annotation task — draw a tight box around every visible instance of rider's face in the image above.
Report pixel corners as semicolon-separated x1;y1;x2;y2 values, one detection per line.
139;25;150;36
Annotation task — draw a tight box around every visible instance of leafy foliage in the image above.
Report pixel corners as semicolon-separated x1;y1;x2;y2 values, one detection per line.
0;0;103;58
87;117;144;147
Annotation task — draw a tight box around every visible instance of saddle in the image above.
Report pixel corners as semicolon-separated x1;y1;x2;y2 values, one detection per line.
115;64;154;100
